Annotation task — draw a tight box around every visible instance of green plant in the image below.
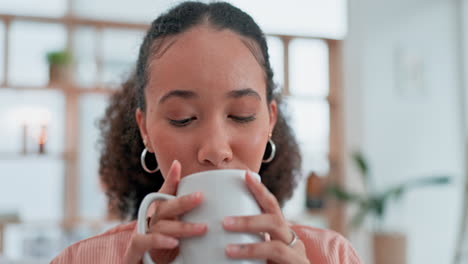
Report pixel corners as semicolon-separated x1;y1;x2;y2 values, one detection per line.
46;50;73;65
327;151;451;230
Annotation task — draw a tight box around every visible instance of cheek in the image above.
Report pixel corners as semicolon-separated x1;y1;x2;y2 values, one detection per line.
149;128;191;178
233;123;269;172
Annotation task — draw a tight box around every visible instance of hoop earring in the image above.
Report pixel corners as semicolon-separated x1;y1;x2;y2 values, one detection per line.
262;138;276;163
141;148;159;173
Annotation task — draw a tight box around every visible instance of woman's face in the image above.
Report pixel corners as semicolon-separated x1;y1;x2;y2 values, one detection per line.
136;25;277;179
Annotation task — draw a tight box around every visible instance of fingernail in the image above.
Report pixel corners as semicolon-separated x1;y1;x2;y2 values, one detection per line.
194;223;206;230
223;217;236;226
244;171;250;180
226;244;240;254
163;237;179;247
248;170;260;184
191;192;202;199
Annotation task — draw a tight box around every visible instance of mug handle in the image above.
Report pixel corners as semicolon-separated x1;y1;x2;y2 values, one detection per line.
137;192;176;264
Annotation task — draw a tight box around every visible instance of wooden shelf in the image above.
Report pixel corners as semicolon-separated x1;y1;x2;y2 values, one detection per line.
0;83;116;95
0;152;72;161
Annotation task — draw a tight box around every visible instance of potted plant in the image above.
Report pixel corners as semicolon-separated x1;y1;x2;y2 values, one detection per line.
46;50;73;85
327;151;450;264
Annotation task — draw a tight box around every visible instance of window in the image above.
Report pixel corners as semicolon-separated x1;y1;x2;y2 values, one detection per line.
9;22;66;87
0;89;65;221
225;0;347;38
288;38;330;175
101;29;143;86
0;0;66;17
78;94;109;219
266;36;284;91
290;39;329;97
0;22;4;84
280;38;332;220
74;0;211;23
74;27;97;87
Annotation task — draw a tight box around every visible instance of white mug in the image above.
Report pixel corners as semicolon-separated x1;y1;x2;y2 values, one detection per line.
137;169;266;264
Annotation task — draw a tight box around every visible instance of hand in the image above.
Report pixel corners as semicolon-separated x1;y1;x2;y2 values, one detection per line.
123;160;208;264
222;171;309;264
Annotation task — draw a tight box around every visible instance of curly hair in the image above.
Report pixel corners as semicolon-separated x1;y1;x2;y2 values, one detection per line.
98;1;302;220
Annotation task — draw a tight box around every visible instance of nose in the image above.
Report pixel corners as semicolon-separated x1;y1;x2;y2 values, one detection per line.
197;123;233;167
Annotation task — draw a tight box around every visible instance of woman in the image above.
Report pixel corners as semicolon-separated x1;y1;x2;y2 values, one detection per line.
52;2;361;263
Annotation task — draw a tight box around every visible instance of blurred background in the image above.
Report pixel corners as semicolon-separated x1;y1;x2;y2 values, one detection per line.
0;0;465;263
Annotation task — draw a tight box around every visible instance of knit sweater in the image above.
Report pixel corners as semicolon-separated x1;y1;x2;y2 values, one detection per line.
51;221;361;264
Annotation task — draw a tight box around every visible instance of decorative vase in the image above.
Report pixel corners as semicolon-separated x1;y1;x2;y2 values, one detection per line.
49;64;72;85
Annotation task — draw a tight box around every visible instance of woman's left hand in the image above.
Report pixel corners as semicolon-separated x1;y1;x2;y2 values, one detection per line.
222;171;310;264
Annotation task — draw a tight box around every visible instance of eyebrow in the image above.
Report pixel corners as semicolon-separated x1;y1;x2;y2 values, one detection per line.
159;88;261;104
159;90;198;104
227;88;261;101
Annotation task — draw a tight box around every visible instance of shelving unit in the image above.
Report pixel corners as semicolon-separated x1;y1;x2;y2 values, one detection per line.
0;12;345;234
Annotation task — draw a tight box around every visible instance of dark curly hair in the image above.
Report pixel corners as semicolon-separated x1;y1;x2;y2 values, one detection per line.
98;1;302;220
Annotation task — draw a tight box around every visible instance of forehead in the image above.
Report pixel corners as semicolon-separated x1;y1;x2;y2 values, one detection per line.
146;25;266;97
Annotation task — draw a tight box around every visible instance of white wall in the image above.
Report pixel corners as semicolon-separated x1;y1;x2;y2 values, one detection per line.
343;0;465;263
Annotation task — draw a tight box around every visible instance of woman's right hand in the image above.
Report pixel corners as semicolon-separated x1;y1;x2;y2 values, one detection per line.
123;160;208;264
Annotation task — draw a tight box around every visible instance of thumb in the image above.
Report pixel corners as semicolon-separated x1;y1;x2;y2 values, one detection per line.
158;160;181;195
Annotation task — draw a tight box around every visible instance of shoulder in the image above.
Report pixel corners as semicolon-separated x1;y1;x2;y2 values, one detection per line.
291;225;362;264
51;221;136;264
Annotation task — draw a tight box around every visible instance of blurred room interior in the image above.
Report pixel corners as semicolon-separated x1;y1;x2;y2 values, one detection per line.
0;0;466;263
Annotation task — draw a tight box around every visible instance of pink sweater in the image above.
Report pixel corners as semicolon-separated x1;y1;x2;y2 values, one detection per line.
51;221;361;263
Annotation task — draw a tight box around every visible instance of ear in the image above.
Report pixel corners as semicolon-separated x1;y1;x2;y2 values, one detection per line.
268;100;278;134
135;108;151;151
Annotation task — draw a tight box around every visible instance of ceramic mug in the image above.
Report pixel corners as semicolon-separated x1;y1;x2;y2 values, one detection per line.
137;169;266;264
